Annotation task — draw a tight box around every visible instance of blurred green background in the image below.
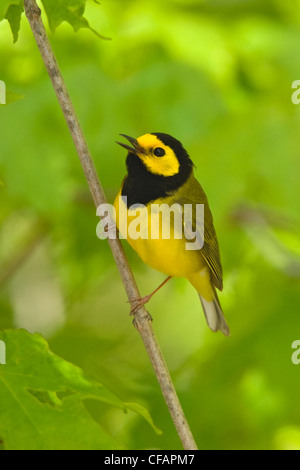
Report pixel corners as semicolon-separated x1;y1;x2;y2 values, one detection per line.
1;0;300;450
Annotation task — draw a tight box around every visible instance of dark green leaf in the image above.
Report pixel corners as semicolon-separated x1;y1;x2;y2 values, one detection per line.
5;3;23;43
0;0;22;21
0;0;109;42
41;0;110;39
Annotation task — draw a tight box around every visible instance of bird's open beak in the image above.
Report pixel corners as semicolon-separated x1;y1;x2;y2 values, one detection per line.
116;134;146;155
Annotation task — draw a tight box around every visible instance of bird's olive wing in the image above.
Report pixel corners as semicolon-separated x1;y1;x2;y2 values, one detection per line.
172;175;223;291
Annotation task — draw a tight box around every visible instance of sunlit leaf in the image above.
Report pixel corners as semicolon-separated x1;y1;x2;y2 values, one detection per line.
0;0;110;42
41;0;110;39
0;329;157;450
125;402;162;436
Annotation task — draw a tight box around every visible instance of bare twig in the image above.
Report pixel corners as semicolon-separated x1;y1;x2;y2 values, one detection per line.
23;0;198;450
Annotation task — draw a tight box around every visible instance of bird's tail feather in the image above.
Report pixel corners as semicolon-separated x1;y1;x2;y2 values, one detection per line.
199;291;230;336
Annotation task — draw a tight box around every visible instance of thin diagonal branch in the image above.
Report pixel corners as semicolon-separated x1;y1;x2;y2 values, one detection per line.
23;0;198;450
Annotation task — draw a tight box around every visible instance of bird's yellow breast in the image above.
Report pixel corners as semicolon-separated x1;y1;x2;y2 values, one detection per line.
114;191;205;277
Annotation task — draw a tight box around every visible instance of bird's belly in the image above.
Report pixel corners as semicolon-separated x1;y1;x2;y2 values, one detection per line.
114;195;205;277
130;237;205;277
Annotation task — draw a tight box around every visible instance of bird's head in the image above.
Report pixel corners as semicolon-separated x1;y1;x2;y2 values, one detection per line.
116;132;193;180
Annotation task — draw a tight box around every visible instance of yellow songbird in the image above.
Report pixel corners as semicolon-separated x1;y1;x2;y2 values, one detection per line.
114;133;229;336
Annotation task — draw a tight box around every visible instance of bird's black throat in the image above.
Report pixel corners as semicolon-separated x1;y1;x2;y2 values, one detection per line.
121;143;193;207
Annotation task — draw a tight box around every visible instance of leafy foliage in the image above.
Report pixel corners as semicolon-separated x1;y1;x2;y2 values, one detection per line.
0;329;159;450
0;0;108;42
2;1;23;43
0;0;21;20
42;0;89;32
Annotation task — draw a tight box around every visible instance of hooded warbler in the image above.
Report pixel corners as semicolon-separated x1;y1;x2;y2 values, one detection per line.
114;133;229;336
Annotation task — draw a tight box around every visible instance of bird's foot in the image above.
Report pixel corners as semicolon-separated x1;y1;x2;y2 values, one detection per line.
127;276;172;315
127;294;153;315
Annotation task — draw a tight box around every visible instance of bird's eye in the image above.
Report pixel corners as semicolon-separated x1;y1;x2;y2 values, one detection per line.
153;147;165;157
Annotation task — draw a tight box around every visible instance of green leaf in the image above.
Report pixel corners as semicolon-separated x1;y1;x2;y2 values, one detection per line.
5;3;23;43
0;0;110;42
0;329;157;450
5;90;24;104
0;0;22;21
0;0;23;42
41;0;110;39
0;89;24;106
125;402;163;436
